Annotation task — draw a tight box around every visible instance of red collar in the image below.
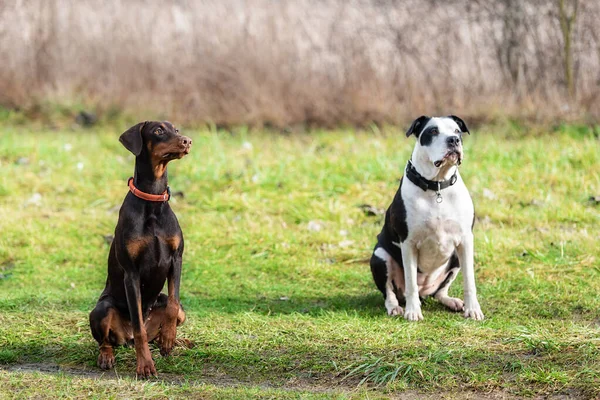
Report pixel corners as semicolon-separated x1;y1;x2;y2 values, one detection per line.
128;177;170;202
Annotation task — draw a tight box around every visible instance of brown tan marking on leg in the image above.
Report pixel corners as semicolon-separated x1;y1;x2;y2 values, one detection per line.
98;344;115;369
97;309;133;369
97;309;115;369
145;306;167;343
170;305;191;349
107;308;133;345
146;301;187;349
132;297;156;377
158;278;181;356
177;305;186;325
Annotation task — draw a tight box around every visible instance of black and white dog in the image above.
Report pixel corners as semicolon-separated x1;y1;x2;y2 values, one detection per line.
370;115;484;321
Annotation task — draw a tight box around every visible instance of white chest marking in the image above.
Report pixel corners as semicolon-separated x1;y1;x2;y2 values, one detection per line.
401;174;473;274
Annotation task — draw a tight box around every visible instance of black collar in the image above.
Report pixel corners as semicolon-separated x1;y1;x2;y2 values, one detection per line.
405;160;458;193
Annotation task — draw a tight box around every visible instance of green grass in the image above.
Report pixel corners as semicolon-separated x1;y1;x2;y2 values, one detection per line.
0;122;599;399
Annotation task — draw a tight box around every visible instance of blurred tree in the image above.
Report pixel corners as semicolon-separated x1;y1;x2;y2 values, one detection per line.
558;0;578;98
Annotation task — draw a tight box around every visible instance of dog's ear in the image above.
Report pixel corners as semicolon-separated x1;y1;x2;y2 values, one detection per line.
448;115;470;135
119;121;147;155
405;116;431;138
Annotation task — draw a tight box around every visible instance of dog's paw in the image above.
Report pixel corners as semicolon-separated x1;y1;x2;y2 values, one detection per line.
160;338;174;357
403;307;424;321
159;327;177;357
97;348;115;370
464;307;485;321
136;357;157;379
439;296;464;312
386;305;404;317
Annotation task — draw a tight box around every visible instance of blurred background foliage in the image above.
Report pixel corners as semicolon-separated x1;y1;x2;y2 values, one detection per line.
0;0;596;128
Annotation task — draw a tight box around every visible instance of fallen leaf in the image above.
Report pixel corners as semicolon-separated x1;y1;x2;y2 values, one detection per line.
307;220;323;232
482;188;496;200
338;240;355;248
358;204;384;216
24;193;42;207
103;235;114;245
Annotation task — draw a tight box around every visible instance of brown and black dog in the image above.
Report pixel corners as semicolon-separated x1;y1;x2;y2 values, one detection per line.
89;121;191;378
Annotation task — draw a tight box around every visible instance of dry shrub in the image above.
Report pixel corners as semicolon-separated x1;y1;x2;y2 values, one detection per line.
0;0;598;127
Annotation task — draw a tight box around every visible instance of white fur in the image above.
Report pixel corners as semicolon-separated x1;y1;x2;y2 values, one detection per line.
399;117;483;321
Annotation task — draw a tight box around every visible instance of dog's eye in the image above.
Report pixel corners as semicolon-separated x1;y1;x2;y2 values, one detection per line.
455;129;460;134
431;128;439;135
155;128;164;135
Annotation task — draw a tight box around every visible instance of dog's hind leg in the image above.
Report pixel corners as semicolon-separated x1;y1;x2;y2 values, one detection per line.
145;293;187;350
370;248;388;295
372;247;405;316
89;298;132;369
433;272;463;312
431;253;463;311
158;249;185;357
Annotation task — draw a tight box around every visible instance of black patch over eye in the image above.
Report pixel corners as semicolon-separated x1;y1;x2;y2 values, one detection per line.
419;126;439;146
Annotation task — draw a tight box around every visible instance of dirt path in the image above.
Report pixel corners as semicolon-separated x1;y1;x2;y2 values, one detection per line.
1;363;584;399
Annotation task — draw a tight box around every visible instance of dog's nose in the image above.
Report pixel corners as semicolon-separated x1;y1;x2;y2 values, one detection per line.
447;136;460;147
181;136;192;146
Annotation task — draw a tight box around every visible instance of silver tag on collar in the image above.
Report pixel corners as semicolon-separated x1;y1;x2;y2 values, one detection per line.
435;182;443;203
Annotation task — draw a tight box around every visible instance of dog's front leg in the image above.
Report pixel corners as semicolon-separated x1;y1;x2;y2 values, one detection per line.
400;242;423;321
159;247;183;356
457;234;484;320
124;273;156;377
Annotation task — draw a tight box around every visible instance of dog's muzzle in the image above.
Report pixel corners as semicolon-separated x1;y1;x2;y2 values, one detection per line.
434;149;462;167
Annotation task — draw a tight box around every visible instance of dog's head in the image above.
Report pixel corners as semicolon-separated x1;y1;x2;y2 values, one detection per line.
119;121;192;177
406;115;469;168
